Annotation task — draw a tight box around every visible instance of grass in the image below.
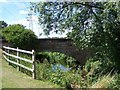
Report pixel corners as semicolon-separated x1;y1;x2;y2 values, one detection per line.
91;74;115;88
1;48;118;89
0;49;59;88
0;49;2;89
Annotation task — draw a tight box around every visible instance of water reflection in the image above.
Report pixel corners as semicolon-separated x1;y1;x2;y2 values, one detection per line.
52;64;71;72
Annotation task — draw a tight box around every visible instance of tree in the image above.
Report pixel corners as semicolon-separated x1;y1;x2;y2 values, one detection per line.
0;21;8;39
31;2;120;70
0;21;8;29
2;24;37;49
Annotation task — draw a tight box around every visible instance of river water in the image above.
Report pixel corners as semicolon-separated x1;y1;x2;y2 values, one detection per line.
52;64;71;72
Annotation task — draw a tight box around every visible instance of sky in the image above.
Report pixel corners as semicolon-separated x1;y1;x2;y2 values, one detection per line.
0;0;118;38
0;0;67;38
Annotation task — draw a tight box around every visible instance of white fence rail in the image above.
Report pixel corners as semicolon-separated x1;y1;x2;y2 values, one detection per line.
3;46;35;79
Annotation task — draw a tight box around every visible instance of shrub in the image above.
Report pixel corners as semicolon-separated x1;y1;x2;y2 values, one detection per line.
36;52;76;68
35;62;51;80
2;24;37;49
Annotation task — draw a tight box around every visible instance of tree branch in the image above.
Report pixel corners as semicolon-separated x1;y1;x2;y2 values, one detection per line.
90;7;104;33
73;2;104;10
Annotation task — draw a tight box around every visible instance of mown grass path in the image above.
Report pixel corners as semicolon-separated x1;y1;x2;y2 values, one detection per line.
0;49;58;88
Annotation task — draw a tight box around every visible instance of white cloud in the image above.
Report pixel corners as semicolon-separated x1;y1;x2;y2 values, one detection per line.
7;14;42;37
0;0;42;2
8;19;29;29
7;14;67;38
19;10;28;15
0;0;8;3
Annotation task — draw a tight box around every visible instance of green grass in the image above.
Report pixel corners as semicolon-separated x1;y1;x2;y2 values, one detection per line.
0;49;2;89
0;49;58;88
91;73;115;88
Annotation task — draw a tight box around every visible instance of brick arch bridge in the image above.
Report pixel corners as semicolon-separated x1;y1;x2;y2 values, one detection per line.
35;38;92;65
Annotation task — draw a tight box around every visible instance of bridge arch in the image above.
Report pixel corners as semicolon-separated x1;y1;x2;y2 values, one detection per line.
35;38;92;65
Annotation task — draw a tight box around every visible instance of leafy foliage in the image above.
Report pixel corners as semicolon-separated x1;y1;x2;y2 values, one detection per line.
35;57;117;88
0;21;8;38
0;21;8;29
31;2;120;71
2;24;37;49
39;52;75;67
29;2;120;88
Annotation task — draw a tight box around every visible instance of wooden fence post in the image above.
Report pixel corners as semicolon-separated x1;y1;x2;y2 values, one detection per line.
32;50;35;79
17;47;20;71
7;46;10;65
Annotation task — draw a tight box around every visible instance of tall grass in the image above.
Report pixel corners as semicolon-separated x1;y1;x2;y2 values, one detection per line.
91;73;115;88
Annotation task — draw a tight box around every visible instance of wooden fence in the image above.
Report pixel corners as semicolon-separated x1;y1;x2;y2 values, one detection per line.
2;46;35;79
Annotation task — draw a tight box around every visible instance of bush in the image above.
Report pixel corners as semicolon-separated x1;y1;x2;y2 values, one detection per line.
36;52;76;68
35;62;82;87
35;62;51;80
35;52;98;88
2;24;37;49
